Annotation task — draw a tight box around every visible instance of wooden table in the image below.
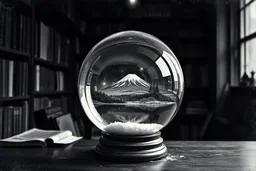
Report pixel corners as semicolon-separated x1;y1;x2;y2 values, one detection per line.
0;140;256;170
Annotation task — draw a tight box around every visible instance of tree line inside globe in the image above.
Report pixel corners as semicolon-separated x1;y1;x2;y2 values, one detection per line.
91;83;177;104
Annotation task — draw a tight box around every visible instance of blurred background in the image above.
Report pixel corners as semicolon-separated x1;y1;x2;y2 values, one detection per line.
0;0;256;141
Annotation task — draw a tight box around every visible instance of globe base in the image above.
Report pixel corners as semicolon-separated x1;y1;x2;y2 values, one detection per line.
95;131;168;163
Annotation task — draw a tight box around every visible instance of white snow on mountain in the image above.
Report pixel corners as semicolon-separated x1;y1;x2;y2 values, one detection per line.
109;74;150;89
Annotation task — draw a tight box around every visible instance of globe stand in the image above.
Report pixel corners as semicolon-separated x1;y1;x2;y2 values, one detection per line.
95;131;168;163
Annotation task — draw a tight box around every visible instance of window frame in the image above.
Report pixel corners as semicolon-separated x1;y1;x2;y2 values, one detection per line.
239;0;256;78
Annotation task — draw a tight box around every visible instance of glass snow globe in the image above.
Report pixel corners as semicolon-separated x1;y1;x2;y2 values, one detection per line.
78;31;184;162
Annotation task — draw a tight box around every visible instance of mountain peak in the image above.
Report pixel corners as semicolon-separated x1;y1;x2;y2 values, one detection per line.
107;74;150;89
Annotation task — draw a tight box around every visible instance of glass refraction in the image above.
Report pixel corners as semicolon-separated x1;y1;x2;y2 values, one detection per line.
78;31;184;136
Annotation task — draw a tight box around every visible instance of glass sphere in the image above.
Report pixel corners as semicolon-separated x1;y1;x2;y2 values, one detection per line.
78;31;184;136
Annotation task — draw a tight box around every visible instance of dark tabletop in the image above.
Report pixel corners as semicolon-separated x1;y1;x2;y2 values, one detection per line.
0;140;256;171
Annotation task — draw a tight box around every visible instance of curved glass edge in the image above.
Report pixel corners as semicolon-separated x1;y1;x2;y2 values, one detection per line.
77;30;184;132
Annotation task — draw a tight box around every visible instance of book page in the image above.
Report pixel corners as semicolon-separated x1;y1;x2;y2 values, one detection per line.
47;130;82;144
53;136;83;144
48;130;72;143
0;128;60;142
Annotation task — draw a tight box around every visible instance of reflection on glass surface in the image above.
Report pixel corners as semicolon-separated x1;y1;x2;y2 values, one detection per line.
245;1;256;36
78;31;184;135
246;38;256;74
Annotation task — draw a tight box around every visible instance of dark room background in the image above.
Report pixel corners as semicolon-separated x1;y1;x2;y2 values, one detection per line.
0;0;256;141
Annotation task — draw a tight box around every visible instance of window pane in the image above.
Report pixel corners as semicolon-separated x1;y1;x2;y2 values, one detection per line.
241;43;245;77
241;10;245;38
246;39;256;74
245;0;251;4
241;0;244;8
245;1;256;36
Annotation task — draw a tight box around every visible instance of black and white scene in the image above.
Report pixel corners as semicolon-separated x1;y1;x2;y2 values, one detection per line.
0;0;256;170
86;42;181;135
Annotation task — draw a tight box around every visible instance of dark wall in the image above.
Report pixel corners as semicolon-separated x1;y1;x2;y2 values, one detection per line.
215;0;230;110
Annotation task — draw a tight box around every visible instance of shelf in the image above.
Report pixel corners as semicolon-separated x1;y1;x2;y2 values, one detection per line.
34;58;68;70
0;46;30;61
0;96;30;103
34;91;70;97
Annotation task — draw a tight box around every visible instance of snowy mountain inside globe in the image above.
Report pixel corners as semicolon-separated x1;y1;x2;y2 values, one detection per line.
86;43;180;135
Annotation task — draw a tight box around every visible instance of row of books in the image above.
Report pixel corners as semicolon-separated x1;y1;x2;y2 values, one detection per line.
0;59;28;97
0;101;29;139
0;5;32;53
183;63;209;88
35;21;70;65
0;5;70;64
35;65;65;92
34;96;68;113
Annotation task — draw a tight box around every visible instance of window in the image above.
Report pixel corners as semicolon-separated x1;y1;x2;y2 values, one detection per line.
240;0;256;78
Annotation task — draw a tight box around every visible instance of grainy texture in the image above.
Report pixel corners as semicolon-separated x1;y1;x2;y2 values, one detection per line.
0;140;256;170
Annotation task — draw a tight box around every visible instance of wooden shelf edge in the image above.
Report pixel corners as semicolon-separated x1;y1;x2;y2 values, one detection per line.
0;46;30;60
34;58;68;70
0;96;30;102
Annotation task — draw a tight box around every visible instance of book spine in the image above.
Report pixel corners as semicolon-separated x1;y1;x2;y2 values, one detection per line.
19;14;23;52
8;60;14;97
23;15;27;53
28;16;32;54
34;21;39;58
18;107;23;134
0;6;5;46
35;65;40;91
1;59;6;97
13;107;18;136
3;108;8;138
11;7;17;50
23;101;29;131
0;107;3;139
13;61;17;96
7;107;13;137
0;59;2;97
24;62;28;95
4;7;12;48
5;60;9;97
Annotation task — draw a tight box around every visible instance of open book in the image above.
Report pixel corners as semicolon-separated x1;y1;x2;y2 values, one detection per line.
0;128;83;147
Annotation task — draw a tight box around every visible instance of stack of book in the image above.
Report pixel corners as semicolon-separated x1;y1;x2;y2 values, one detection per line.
0;5;32;53
0;101;29;139
34;65;65;92
35;21;70;65
0;59;28;97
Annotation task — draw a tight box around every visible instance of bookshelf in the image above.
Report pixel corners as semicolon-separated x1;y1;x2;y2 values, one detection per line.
0;0;83;139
